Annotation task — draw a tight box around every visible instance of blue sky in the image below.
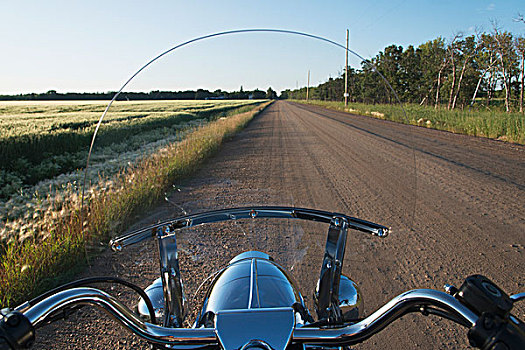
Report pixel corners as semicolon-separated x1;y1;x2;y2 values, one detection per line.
0;0;523;94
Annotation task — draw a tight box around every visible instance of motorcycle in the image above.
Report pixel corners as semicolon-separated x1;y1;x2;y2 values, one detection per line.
0;30;524;349
2;206;524;349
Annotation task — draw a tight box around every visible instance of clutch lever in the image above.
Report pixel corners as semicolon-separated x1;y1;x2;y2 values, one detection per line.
511;293;525;303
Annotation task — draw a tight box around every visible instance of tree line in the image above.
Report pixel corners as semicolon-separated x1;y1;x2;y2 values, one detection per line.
282;26;525;113
0;87;278;101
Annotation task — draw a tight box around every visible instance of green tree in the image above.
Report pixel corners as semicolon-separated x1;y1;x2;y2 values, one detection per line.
266;87;277;99
416;38;447;107
515;35;525;113
471;33;498;106
401;45;423;103
375;45;404;100
451;35;478;109
493;28;517;112
444;33;463;109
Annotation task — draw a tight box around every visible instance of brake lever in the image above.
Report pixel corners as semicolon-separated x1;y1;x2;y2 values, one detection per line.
510;293;525;303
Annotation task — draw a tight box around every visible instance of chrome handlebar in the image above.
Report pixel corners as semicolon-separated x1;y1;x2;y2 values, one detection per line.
24;288;216;346
293;289;478;345
21;287;478;347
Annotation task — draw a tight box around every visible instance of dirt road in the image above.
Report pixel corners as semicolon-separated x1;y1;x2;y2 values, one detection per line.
35;100;524;349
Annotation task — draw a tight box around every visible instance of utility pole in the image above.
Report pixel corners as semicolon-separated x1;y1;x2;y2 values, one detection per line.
306;70;310;101
344;29;349;106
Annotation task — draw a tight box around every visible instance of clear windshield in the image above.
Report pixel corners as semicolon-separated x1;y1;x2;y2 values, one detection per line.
81;30;417;323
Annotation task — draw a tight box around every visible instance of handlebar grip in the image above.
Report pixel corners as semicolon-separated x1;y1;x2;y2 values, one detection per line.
468;312;525;350
0;311;35;349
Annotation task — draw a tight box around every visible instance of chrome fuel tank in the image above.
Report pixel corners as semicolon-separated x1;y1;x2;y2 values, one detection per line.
196;251;307;326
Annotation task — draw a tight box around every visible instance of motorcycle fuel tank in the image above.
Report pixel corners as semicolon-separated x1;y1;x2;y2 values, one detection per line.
197;251;308;326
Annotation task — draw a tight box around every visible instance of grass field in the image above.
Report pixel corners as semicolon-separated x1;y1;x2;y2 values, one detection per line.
0;100;270;307
299;100;525;144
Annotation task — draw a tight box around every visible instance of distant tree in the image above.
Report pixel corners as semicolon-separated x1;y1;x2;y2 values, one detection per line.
451;35;477;109
493;26;517;112
375;45;404;101
195;89;212;99
471;33;498;106
400;45;422;103
416;38;447;107
266;87;277;99
252;89;266;99
445;33;463;109
279;90;289;99
360;60;383;104
515;35;525;113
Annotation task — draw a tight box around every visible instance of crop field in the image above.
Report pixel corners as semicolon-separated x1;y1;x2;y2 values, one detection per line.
0;100;263;243
300;100;525;144
0;100;261;195
0;99;270;306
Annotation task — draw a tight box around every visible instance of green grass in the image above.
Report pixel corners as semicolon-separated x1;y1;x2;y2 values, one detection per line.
0;101;271;307
297;100;525;144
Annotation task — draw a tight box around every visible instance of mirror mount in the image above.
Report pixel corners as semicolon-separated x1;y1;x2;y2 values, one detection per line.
314;217;348;323
156;226;186;327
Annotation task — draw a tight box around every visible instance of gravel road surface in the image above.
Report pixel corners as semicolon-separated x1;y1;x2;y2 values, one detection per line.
35;100;524;349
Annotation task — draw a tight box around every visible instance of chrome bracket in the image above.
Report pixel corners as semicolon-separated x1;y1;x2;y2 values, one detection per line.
156;225;186;327
314;216;348;323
